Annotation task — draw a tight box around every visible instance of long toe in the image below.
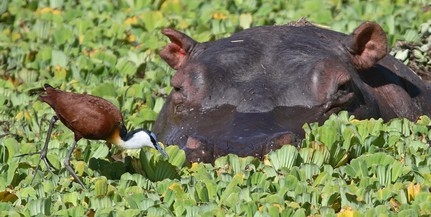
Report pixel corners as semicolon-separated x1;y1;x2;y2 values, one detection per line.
42;157;58;172
64;159;85;188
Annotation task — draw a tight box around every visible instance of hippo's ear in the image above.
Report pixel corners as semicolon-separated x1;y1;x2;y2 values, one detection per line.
345;22;388;70
159;28;197;70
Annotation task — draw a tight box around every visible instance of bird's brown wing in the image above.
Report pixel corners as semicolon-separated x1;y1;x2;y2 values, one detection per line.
47;91;123;140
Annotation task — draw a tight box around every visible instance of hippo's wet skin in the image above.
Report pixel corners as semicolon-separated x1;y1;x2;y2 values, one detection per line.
154;19;431;163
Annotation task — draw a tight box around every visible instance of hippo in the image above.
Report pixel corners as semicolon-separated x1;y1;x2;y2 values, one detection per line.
153;19;431;163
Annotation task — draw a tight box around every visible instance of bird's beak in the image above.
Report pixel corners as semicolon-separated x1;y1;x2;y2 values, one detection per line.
154;142;169;158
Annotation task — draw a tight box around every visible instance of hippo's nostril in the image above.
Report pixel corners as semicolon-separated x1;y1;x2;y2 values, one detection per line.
174;86;183;92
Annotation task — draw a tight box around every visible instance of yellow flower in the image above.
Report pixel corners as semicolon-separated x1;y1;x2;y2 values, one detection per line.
126;33;136;43
83;49;98;57
36;7;52;14
36;7;62;15
51;9;62;15
212;12;227;20
125;16;138;25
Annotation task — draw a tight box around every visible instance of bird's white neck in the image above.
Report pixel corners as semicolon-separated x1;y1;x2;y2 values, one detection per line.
117;131;154;149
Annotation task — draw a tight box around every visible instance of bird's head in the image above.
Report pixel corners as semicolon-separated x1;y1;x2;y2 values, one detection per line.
117;126;168;158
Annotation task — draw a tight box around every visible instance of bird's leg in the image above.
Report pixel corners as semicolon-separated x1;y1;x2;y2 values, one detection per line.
64;140;85;188
31;116;58;184
39;116;59;170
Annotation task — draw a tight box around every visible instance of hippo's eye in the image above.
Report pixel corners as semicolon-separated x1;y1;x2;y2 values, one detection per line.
338;81;352;93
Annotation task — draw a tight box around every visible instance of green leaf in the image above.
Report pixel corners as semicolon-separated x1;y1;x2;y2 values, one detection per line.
92;144;109;159
62;192;80;207
166;145;186;168
28;198;52;216
51;50;68;68
195;181;210;202
376;164;391;186
221;192;240;208
134;146;183;181
313;171;331;187
343;158;368;179
160;0;182;13
4;138;19;162
398;209;419;217
91;83;117;98
0;0;8;14
89;197;113;210
404;29;420;42
391;160;403;183
93;51;118;68
153;97;165;114
125;83;145;99
373;187;393;201
220;173;244;206
139;149;155;178
368;152;395;167
6;161;18;186
268;145;298;170
116;58;137;77
94;177;108;196
138;107;158;122
168;182;196;216
239;13;252;29
34;20;50;40
140;11;164;31
303;163;320;181
53;26;73;45
74;161;86;176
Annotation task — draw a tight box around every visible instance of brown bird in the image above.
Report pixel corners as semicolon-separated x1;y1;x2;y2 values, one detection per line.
32;84;168;187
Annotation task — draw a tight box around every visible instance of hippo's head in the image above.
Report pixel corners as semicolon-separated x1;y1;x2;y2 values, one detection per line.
154;20;430;163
